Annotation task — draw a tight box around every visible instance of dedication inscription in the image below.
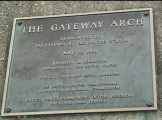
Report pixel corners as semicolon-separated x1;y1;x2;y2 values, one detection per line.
1;8;157;116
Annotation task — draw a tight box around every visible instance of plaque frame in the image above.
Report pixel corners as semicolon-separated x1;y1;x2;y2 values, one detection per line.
1;8;157;116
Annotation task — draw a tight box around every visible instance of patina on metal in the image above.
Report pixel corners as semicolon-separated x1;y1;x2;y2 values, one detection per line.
1;8;157;117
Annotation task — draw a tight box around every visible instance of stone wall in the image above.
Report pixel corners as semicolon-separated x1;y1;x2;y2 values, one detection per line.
0;1;162;120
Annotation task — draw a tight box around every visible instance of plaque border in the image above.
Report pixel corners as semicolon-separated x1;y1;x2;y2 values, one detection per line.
1;8;157;116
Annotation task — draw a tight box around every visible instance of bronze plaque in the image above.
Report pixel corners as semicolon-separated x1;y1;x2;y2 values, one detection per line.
1;8;157;116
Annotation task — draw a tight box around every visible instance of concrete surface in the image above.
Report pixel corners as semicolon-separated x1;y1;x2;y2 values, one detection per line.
0;1;162;120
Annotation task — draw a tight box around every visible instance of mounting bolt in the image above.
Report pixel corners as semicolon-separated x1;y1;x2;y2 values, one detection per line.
17;20;22;25
146;102;152;107
5;108;11;113
143;12;149;16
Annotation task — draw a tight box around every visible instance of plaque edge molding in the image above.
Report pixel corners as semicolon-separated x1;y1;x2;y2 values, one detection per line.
14;8;153;20
1;107;157;117
1;18;17;117
150;7;157;110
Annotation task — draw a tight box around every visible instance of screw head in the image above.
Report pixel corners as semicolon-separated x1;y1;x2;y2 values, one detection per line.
5;108;11;113
17;20;22;25
143;12;149;16
146;102;152;107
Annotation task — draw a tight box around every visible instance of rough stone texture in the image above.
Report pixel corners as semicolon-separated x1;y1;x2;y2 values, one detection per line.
0;1;162;120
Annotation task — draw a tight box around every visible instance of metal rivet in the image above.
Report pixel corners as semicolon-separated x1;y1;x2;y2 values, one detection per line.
143;12;149;16
17;20;22;25
5;108;11;113
146;102;152;107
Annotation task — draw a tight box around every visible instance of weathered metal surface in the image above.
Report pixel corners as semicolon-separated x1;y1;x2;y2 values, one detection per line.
1;8;156;116
0;1;162;120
